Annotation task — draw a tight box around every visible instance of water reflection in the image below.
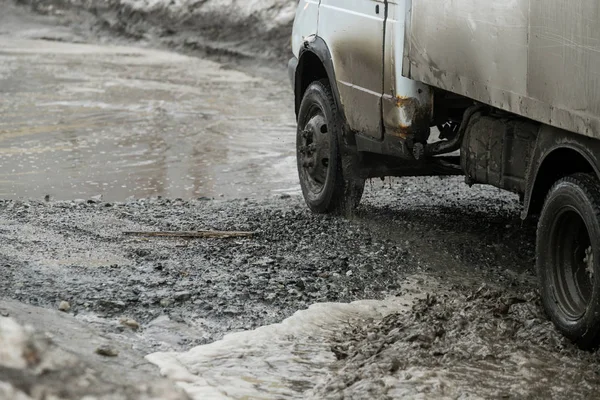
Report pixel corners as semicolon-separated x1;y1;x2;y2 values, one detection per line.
0;38;298;201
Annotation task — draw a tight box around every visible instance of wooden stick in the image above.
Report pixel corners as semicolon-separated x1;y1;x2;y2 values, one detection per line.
123;230;254;239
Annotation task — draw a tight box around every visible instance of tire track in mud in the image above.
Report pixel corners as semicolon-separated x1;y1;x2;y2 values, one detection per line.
356;205;537;286
359;177;538;288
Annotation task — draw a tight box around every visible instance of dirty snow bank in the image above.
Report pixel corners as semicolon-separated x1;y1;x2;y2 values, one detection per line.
0;316;188;400
309;284;600;399
17;0;297;60
146;277;429;399
147;277;600;399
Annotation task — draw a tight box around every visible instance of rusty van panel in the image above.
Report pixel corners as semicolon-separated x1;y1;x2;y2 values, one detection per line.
383;0;432;140
405;0;600;140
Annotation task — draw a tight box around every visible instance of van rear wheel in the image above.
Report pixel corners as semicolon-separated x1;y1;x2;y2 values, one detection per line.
537;173;600;349
296;80;364;214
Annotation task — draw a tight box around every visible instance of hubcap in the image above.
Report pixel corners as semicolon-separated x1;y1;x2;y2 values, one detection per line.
551;209;594;321
298;109;330;194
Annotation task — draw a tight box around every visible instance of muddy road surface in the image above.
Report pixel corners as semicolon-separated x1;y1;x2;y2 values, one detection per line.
0;3;296;201
0;179;532;348
2;3;600;399
2;182;600;398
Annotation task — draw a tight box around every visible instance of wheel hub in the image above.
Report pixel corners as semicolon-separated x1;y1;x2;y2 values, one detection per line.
299;113;330;193
585;246;594;281
552;209;594;321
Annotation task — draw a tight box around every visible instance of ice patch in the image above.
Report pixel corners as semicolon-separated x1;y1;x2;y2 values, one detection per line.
146;277;429;399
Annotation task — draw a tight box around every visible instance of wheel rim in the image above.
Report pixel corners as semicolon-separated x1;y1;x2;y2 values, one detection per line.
550;207;594;321
298;104;331;195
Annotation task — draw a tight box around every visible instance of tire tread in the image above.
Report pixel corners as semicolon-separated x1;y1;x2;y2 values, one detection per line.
296;80;364;214
537;172;600;349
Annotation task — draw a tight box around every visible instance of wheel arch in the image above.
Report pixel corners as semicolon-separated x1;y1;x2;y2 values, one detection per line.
294;37;345;125
523;126;600;219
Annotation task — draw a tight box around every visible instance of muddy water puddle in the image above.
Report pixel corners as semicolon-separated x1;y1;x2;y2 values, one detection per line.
0;38;298;201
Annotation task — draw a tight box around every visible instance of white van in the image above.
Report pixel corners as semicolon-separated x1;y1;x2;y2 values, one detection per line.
289;0;600;349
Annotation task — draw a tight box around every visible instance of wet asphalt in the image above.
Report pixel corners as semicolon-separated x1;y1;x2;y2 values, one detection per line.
0;3;296;201
2;3;600;399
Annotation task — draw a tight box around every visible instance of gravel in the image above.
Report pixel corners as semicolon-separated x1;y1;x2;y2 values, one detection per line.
0;165;598;398
0;177;535;349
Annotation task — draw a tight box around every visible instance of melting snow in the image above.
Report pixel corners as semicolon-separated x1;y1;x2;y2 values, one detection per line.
146;278;427;399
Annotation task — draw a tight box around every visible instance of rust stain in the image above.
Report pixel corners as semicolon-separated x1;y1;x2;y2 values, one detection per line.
383;91;434;140
394;95;413;108
394;131;410;139
395;96;418;118
387;95;432;140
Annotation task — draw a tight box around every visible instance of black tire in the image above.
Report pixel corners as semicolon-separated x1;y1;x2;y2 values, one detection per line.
296;80;364;214
537;173;600;349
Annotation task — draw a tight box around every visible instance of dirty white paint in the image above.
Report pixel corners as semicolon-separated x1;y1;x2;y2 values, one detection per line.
291;0;319;57
407;0;600;140
318;0;386;137
292;0;433;138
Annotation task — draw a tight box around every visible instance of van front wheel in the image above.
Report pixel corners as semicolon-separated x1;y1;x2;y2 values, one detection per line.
296;80;364;214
